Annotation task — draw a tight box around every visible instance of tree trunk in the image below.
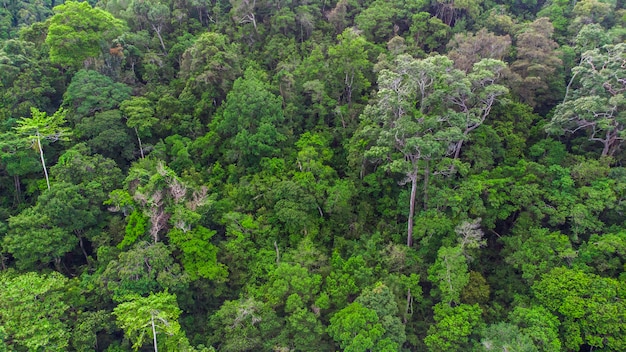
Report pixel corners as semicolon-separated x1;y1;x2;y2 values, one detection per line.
423;160;430;211
151;313;158;352
151;23;167;54
14;175;21;205
407;173;417;247
37;133;50;190
135;126;145;158
453;139;464;160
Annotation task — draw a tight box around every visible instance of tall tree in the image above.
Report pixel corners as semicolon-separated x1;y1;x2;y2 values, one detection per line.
113;291;188;351
547;43;626;157
46;1;126;69
14;107;71;189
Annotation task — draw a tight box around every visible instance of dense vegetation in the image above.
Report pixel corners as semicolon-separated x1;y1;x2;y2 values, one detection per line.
1;0;625;350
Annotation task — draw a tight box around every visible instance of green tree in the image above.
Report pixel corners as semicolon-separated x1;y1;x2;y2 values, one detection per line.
14;107;71;189
478;322;537;352
508;305;562;351
212;67;286;169
547;43;626;157
120;97;158;158
0;271;69;351
208;297;282;351
533;267;626;350
113;291;187;351
428;246;470;304
327;302;397;352
357;54;463;246
424;303;483;352
46;1;126;69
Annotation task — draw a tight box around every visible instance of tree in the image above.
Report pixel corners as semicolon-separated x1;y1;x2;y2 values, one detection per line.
428;246;470;304
478;322;537;352
327;302;397;352
211;67;286;169
424;303;483;352
113;291;187;351
546;43;626;157
447;28;511;73
532;267;626;350
46;1;126;69
357;54;462;246
120;97;158;158
508;305;562;351
0;271;70;351
14;107;71;189
208;297;282;351
4;205;77;270
509;17;563;110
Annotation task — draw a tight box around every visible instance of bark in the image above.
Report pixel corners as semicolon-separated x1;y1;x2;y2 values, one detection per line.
134;126;145;159
407;173;417;247
151;313;159;352
36;133;50;190
423;160;430;211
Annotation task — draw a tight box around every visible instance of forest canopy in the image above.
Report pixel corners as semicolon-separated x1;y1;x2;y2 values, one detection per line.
1;0;626;351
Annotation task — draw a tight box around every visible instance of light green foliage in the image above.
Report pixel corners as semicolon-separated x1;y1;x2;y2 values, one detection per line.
46;1;126;68
258;262;323;308
168;226;227;281
0;271;69;351
575;232;626;277
478;322;538;352
354;283;406;348
327;28;373;109
504;228;576;283
508;306;562;351
14;107;71;189
424;303;483;352
179;31;241;113
428;246;470;304
113;291;186;351
327;302;395;352
532;267;626;350
325;253;374;308
547;43;626;156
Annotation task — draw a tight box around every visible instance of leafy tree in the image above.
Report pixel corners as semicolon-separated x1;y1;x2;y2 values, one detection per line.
508;305;562;351
478;322;537;352
14;107;71;189
63;69;132;120
102;241;189;298
46;1;126;69
357;54;463;246
113;291;188;351
327;301;397;352
424;303;483;352
120;97;158;159
546;43;626;157
211;67;286;169
0;271;69;351
208;297;282;351
428;245;470;304
509;17;563;110
533;267;626;350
